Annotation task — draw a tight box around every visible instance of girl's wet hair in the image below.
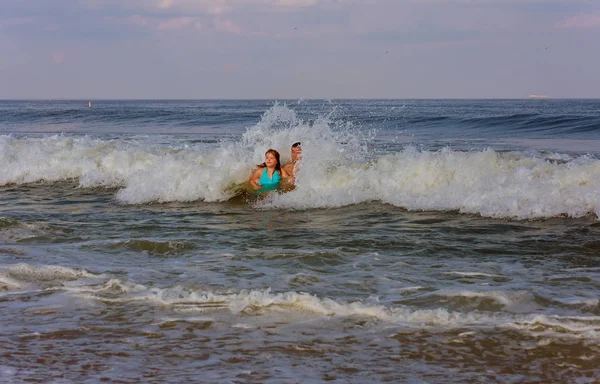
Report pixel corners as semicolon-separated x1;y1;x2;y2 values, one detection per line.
291;142;301;148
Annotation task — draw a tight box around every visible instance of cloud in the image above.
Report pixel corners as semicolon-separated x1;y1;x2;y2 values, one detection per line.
214;18;242;34
77;0;231;15
1;0;340;41
157;0;175;8
157;17;195;30
118;0;321;14
0;17;36;28
555;13;600;29
407;0;594;3
112;14;202;31
52;51;65;64
128;15;151;27
3;0;600;99
274;0;318;7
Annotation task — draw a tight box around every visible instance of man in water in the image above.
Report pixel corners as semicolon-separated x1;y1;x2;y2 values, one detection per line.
282;142;301;185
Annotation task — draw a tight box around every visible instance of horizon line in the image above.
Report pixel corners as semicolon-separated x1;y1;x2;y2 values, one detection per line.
2;97;599;101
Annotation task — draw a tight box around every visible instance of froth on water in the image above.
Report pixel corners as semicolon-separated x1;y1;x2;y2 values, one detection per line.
1;100;600;382
1;103;598;219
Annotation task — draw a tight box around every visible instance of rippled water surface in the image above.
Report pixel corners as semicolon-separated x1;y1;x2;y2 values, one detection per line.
1;99;599;383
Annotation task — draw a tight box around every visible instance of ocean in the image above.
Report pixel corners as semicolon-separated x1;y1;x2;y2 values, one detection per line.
0;99;599;383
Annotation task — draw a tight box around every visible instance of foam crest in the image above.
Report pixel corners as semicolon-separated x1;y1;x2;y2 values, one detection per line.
444;272;509;279
1;102;599;219
0;104;367;204
115;102;340;204
117;104;369;204
89;278;148;294
152;289;600;338
1;263;102;295
0;218;51;243
115;145;250;203
241;103;369;165
2;263;98;284
0;273;22;290
49;280;600;338
508;315;600;339
379;148;600;219
266;147;600;219
88;286;503;326
60;279;154;305
0;135;125;186
0;134;250;203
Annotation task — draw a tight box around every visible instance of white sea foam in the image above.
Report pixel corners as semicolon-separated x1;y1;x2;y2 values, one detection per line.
12;269;594;339
549;296;599;308
390;286;429;293
74;285;499;325
3;263;98;282
58;278;148;296
1;104;599;219
507;315;600;340
444;271;509;280
156;316;216;325
268;146;600;219
60;284;599;338
0;273;22;289
0;264;102;296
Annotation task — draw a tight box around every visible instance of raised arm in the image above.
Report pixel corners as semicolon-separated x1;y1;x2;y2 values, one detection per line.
280;167;295;184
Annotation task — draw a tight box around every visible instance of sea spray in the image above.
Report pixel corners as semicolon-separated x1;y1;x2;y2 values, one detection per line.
0;104;599;219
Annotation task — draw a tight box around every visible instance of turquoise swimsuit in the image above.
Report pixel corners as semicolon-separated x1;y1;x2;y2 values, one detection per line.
258;168;281;192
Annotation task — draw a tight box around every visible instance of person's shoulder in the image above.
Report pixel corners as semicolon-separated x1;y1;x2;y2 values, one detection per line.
252;167;263;176
282;162;293;172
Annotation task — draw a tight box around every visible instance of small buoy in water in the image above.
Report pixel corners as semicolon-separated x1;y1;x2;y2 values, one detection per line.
88;101;92;108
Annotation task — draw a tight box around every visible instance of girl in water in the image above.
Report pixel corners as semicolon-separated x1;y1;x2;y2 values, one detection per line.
249;149;292;193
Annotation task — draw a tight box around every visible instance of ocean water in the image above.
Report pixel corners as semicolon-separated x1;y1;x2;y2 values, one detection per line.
0;99;599;383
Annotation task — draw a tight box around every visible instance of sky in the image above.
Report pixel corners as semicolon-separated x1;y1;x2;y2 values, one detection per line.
0;0;599;99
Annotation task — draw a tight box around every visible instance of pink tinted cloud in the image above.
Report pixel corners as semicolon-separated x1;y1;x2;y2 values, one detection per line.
157;0;175;9
128;15;152;27
110;14;202;31
154;0;231;14
145;0;318;14
223;64;237;72
274;0;318;7
52;52;65;64
207;6;230;15
555;13;600;29
214;19;242;34
157;17;195;30
105;15;151;28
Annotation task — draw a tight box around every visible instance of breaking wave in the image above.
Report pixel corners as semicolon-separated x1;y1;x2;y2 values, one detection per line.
1;104;598;219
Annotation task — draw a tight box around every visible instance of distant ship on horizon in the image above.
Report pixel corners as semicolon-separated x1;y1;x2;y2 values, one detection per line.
528;94;549;99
